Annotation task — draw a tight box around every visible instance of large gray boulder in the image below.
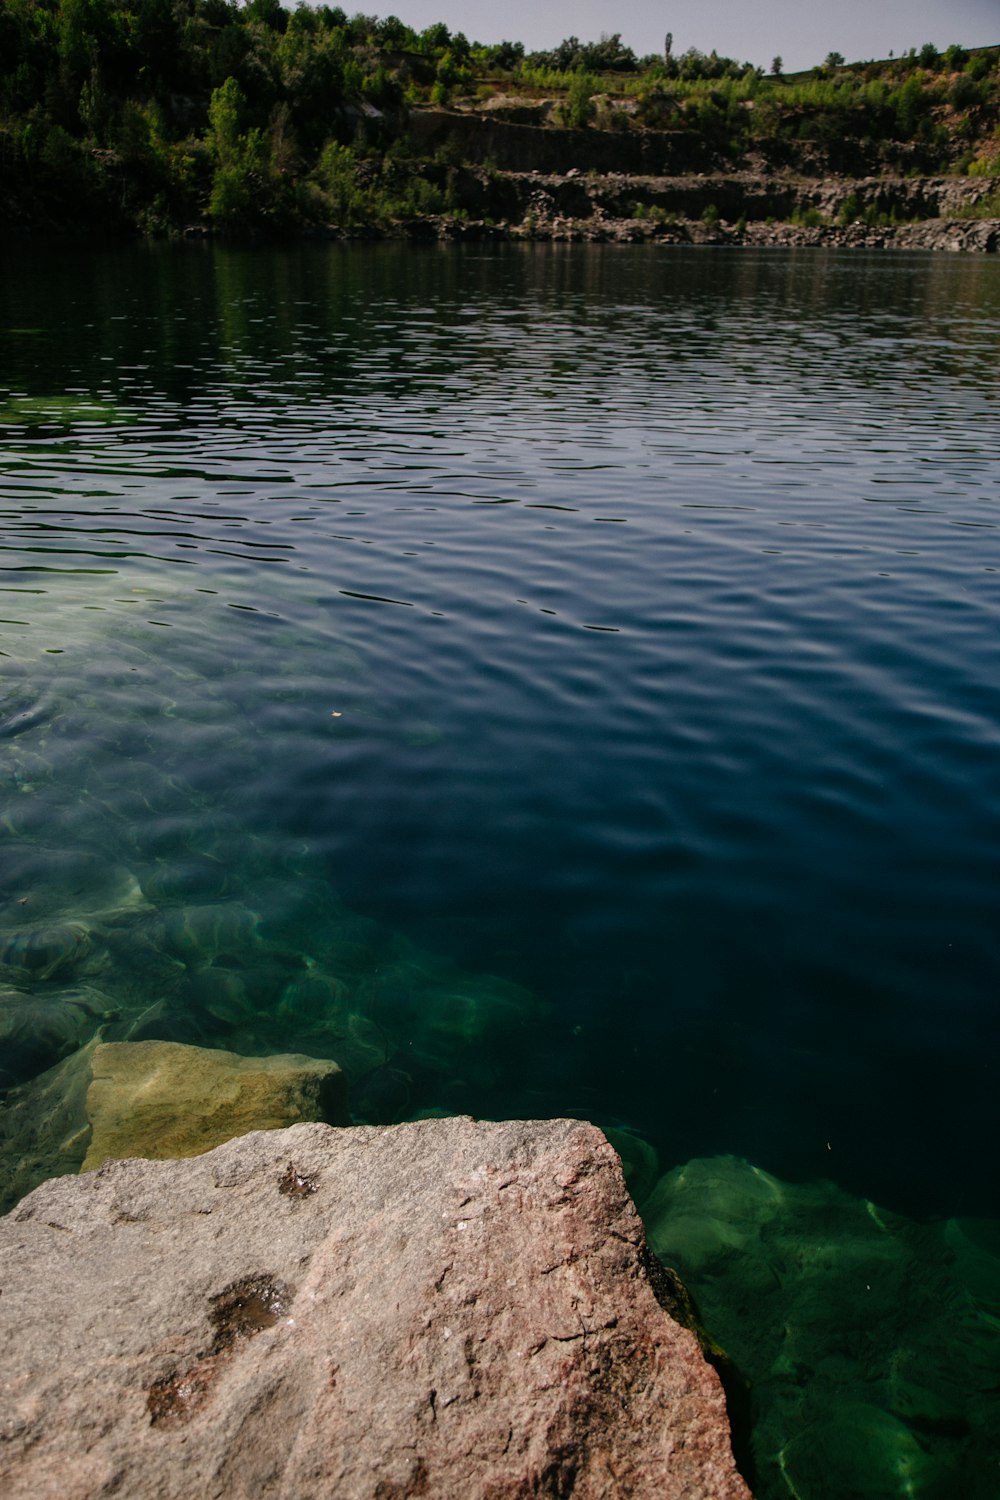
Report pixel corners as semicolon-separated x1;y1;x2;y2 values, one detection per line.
0;1117;750;1499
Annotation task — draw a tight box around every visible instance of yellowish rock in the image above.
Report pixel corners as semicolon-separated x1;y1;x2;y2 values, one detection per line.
82;1040;347;1170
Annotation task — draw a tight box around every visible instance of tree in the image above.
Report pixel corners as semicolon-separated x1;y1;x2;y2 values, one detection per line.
207;75;273;225
824;51;845;70
557;71;597;129
770;56;782;78
245;0;287;32
208;75;245;166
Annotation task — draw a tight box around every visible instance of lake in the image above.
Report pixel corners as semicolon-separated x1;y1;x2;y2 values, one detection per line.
1;242;998;1497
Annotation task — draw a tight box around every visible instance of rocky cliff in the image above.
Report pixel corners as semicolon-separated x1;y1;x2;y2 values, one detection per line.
0;1116;751;1500
379;136;1000;251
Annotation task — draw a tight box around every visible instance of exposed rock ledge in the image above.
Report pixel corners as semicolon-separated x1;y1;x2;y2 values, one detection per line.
0;1117;750;1500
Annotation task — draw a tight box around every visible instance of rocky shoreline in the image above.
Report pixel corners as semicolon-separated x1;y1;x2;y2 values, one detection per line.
332;209;1000;252
2;1037;998;1496
0;1116;751;1500
306;165;1000;251
8;161;998;252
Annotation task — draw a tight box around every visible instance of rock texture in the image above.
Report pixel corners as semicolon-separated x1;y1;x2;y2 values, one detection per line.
81;1040;348;1168
371;157;1000;252
0;1117;750;1500
0;1040;349;1213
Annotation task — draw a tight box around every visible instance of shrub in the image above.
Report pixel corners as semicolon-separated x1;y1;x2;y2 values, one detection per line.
957;187;1000;218
950;75;986;110
209;162;256;223
838;192;861;224
556;71;598;129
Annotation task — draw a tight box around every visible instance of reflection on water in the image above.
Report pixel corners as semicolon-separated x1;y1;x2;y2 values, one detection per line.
1;244;999;1497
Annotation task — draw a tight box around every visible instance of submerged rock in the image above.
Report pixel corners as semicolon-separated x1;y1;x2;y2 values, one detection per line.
350;1059;414;1124
0;393;136;427
0;1118;750;1499
0;843;146;923
153;903;261;964
0;1037;100;1212
0;920;93;983
644;1154;1000;1499
138;856;235;905
363;964;542;1066
604;1124;660;1210
776;1404;938;1500
81;1040;348;1168
0;982;113;1084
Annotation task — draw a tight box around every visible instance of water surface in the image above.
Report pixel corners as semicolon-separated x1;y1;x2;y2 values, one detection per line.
1;243;998;1495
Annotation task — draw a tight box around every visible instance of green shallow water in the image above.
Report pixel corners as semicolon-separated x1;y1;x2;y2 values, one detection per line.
1;241;999;1496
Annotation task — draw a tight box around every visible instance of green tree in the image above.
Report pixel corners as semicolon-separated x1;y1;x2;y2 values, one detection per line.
558;70;597;129
890;74;929;137
206;75;275;225
208;75;245;166
245;0;286;32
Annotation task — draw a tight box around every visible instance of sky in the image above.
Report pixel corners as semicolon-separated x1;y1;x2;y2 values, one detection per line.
344;0;1000;73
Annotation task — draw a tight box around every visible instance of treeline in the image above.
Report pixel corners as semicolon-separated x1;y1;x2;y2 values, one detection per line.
0;1;997;235
0;0;499;230
619;48;1000;172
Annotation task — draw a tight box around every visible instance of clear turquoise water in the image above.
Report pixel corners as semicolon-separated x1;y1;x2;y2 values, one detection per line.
1;243;998;1495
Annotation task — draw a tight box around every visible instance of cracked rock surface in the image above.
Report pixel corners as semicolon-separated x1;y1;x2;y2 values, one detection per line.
0;1116;750;1499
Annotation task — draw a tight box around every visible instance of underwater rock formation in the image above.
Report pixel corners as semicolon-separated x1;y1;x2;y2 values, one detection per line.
82;1040;348;1168
644;1155;1000;1499
0;983;114;1086
0;1037;100;1211
0;1118;749;1500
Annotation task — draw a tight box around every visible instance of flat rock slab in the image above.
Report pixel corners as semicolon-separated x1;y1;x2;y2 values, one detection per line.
0;1117;750;1500
81;1040;347;1168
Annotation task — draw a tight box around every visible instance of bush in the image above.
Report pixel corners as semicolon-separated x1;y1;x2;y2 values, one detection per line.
556;72;598;129
209;162;256;223
957;187;1000;217
838;191;861;224
950;74;986;110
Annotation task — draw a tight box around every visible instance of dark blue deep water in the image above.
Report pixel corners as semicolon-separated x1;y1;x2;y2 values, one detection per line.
1;244;998;1496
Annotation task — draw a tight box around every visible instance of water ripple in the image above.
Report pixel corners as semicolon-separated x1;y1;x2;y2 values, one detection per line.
0;244;997;1232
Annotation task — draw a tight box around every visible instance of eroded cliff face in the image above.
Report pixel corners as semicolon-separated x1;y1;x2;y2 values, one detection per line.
392;106;1000;250
0;1117;751;1500
378;145;1000;250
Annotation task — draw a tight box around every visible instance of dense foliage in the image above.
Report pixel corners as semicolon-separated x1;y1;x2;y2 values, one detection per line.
0;2;997;234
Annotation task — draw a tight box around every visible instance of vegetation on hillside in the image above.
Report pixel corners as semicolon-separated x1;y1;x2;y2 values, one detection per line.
0;1;997;234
